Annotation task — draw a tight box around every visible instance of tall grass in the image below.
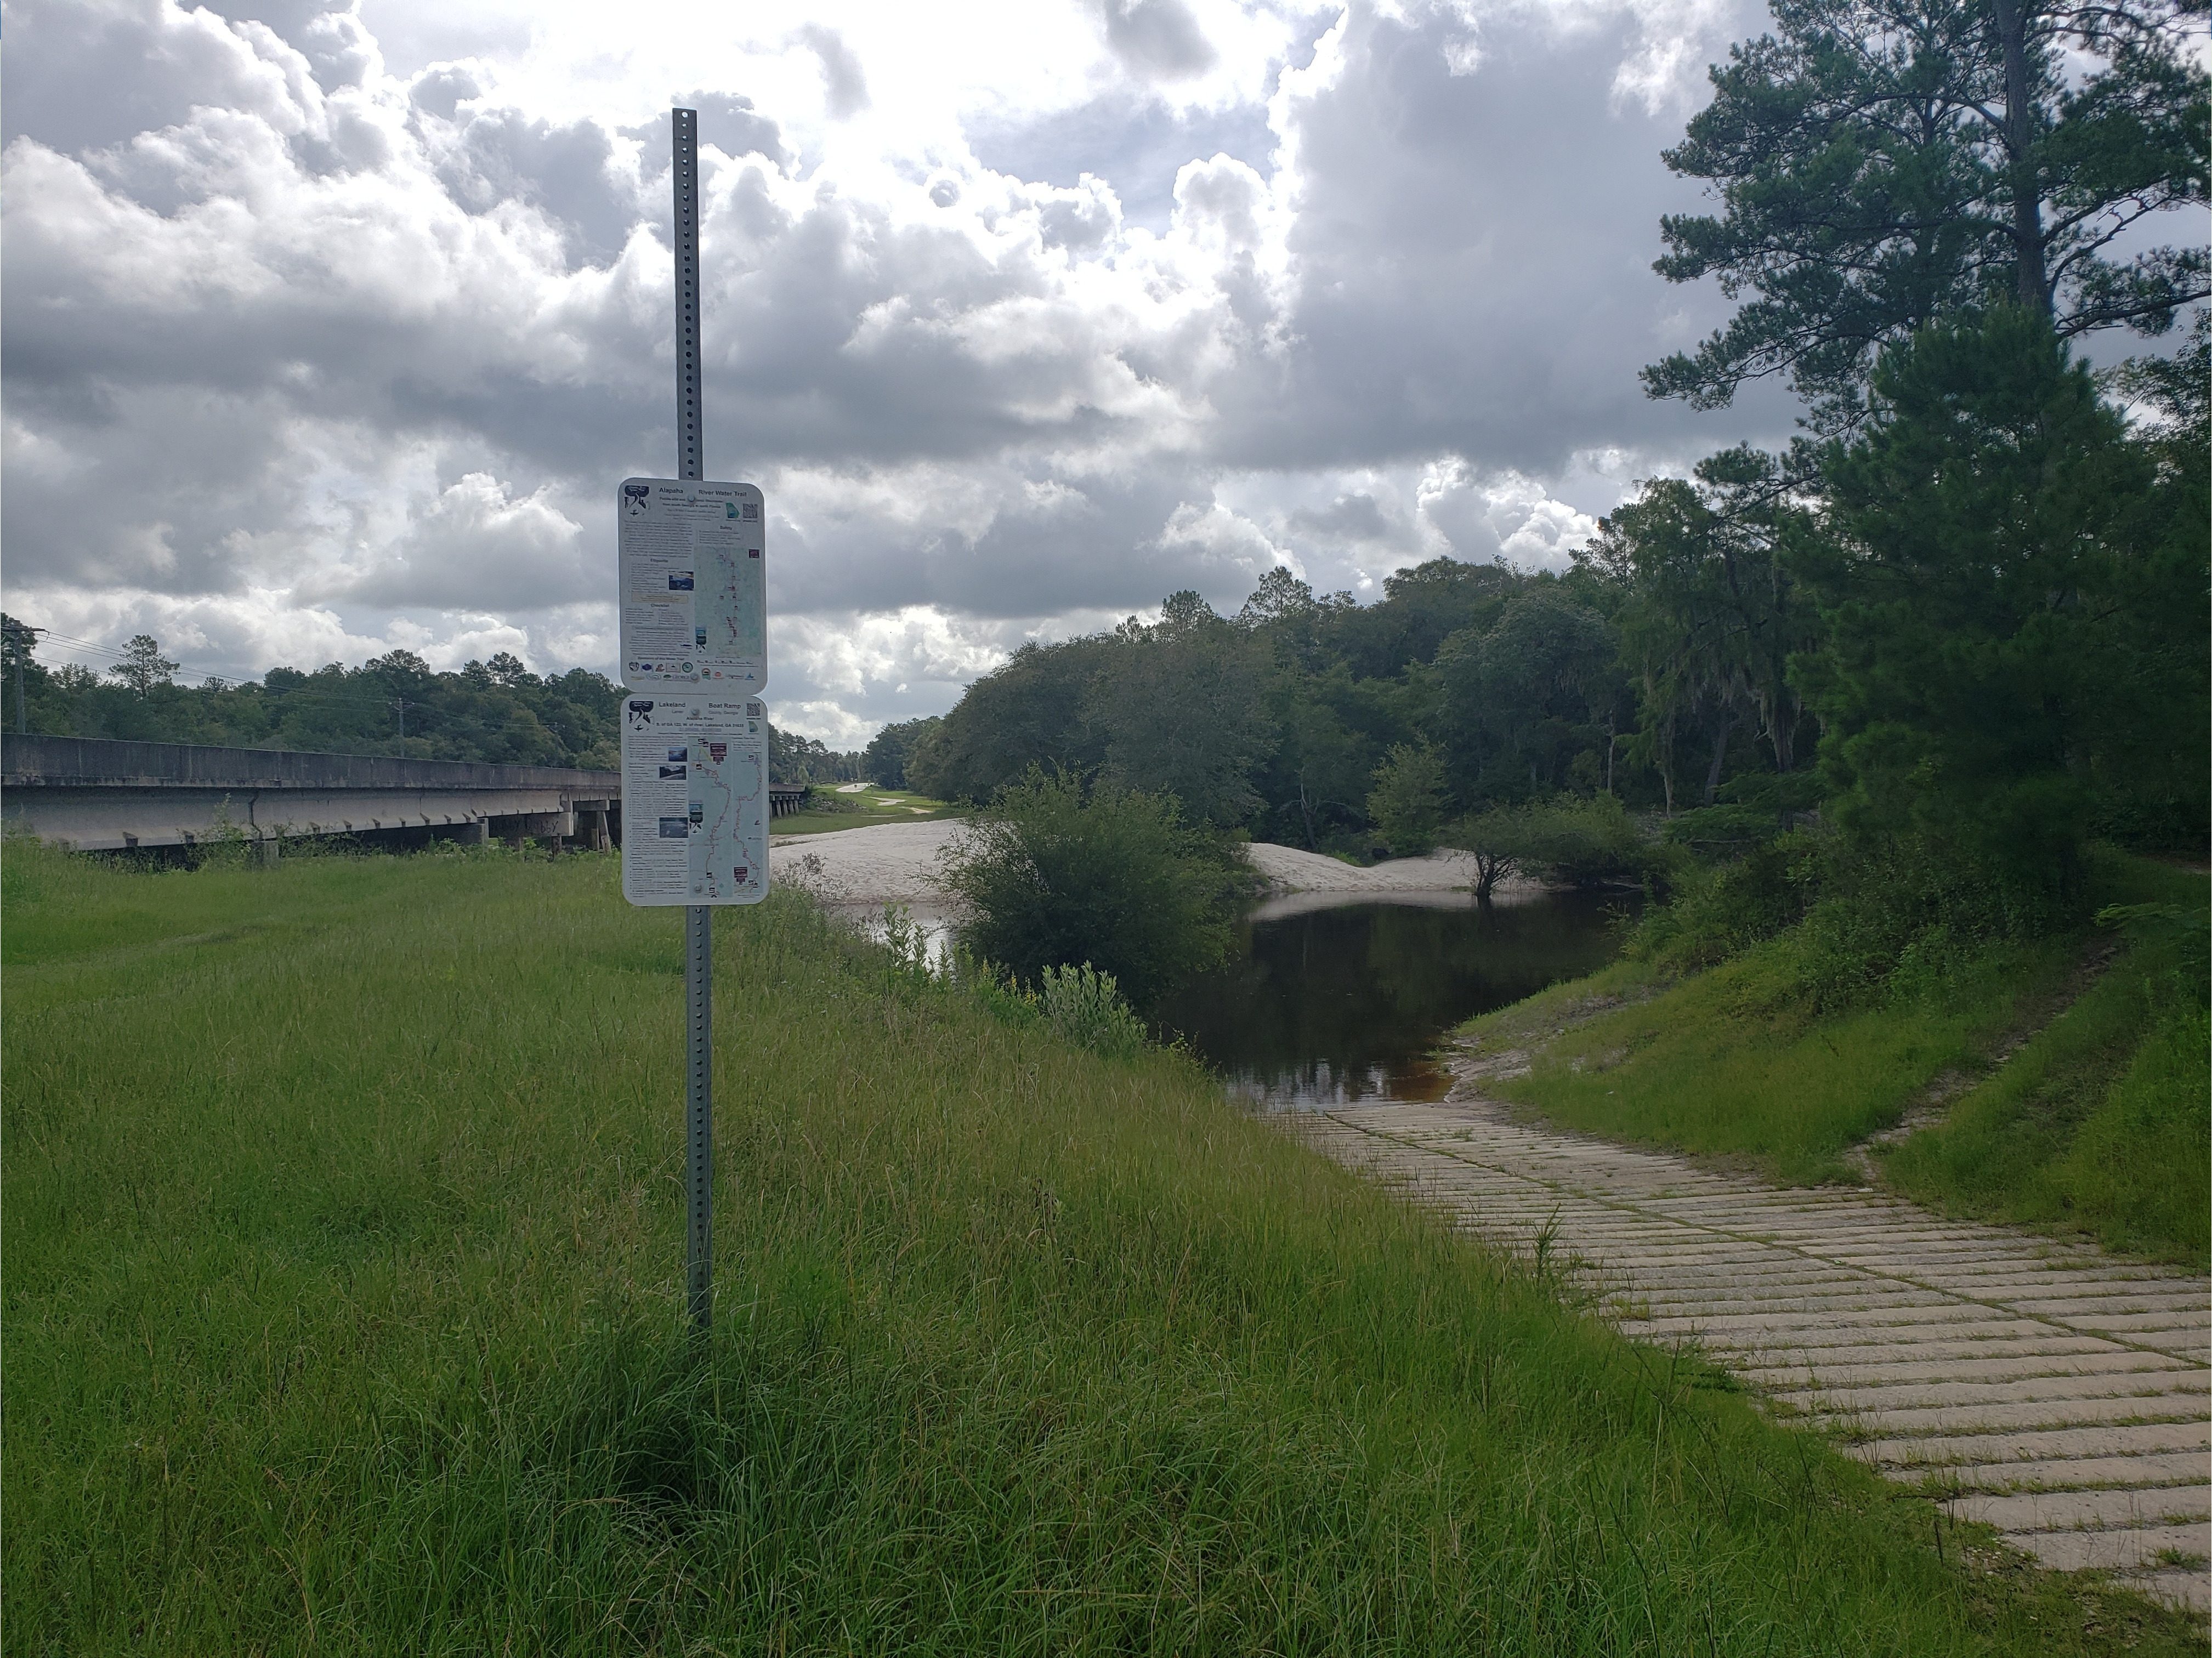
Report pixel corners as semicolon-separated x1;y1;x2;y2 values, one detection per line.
4;842;2197;1653
1472;854;2208;1260
1485;932;2072;1185
1880;907;2211;1263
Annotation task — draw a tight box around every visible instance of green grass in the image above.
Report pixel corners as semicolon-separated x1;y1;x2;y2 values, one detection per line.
1467;856;2208;1262
1880;922;2210;1264
1481;935;2070;1186
772;786;960;836
5;842;2203;1654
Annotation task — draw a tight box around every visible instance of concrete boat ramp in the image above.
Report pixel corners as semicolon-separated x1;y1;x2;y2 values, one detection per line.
1296;1099;2211;1614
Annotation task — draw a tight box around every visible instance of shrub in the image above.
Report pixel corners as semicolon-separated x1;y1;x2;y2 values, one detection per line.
1038;963;1149;1058
934;768;1236;1008
1660;803;1783;862
1510;794;1659;889
1630;830;1823;972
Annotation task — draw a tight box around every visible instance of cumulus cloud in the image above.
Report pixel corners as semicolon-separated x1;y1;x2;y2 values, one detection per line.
1092;0;1218;81
2;0;1791;739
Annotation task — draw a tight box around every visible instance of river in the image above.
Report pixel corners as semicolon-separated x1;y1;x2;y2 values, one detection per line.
1159;888;1636;1109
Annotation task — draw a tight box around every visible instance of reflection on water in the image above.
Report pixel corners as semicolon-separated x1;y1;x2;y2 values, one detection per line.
1160;889;1636;1110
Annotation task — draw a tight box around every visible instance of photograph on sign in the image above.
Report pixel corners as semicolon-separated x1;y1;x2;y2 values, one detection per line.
617;478;767;691
620;694;771;906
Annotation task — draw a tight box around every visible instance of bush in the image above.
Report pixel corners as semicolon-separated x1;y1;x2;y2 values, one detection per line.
1510;794;1660;889
1038;963;1149;1058
1630;830;1823;972
1660;803;1783;862
934;768;1237;1008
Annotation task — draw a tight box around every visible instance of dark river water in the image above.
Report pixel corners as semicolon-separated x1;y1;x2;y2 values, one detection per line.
1159;889;1636;1110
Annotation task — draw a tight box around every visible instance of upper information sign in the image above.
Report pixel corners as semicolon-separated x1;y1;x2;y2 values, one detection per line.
618;478;766;691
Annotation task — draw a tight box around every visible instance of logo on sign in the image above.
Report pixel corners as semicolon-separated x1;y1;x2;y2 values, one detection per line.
625;700;655;729
623;482;651;515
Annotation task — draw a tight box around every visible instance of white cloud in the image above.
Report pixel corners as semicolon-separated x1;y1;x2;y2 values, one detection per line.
3;0;1794;741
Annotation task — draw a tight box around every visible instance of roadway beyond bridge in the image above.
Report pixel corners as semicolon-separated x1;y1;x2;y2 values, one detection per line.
1;734;624;853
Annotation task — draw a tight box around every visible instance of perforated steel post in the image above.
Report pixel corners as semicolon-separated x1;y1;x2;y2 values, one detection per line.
673;106;713;1333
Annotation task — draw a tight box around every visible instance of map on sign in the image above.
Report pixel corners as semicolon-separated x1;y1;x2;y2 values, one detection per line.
620;694;770;906
617;478;766;691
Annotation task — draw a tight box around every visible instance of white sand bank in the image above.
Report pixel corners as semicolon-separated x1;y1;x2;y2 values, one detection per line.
770;820;1527;911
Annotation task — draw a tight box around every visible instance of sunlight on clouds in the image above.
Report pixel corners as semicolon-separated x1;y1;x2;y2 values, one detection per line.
4;0;1782;734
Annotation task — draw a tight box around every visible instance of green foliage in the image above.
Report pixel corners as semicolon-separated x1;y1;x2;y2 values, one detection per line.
1494;934;2058;1186
1796;307;2179;917
6;844;2197;1653
1630;830;1825;972
1037;961;1149;1058
1644;0;2210;431
1439;803;1525;900
1880;877;2211;1263
1435;590;1619;804
108;634;179;698
861;715;940;788
905;637;1115;802
1575;448;1815;803
1497;793;1660;890
934;767;1236;1008
1364;741;1448;855
768;725;864;786
1088;593;1278;826
0;624;870;782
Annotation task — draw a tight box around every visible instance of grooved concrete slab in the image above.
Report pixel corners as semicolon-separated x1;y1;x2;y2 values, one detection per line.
1293;1098;2212;1613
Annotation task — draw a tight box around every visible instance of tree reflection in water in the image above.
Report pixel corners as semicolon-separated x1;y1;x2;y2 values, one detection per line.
1159;889;1635;1110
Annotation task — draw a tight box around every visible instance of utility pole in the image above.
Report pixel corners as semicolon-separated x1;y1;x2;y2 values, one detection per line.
389;695;414;742
673;106;715;1336
3;620;42;735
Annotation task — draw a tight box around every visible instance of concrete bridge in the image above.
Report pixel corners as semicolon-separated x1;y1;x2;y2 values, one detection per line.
1;734;628;853
1;735;817;853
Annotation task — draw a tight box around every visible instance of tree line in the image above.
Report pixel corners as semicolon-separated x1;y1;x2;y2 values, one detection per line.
0;635;866;786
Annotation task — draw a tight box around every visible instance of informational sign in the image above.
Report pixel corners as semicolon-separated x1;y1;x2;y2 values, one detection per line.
620;693;770;906
618;478;766;691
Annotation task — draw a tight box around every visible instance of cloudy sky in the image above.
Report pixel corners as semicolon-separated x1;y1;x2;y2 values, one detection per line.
4;0;1811;742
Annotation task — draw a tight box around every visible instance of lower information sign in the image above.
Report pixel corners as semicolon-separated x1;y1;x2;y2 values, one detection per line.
620;693;770;906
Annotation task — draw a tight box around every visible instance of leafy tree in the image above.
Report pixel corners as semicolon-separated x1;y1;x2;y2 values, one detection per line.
862;716;941;788
909;638;1113;802
1794;305;2171;909
1435;590;1617;803
1440;804;1524;901
1088;593;1277;826
1647;0;2209;433
110;635;180;699
1329;558;1518;681
1366;742;1449;856
1578;448;1817;809
934;768;1234;1008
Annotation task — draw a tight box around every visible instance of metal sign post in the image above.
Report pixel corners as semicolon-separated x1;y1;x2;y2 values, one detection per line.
674;107;713;1336
614;108;773;1337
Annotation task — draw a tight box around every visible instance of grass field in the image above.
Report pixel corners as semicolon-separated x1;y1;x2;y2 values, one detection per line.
772;784;960;836
1467;856;2209;1265
5;841;2204;1653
